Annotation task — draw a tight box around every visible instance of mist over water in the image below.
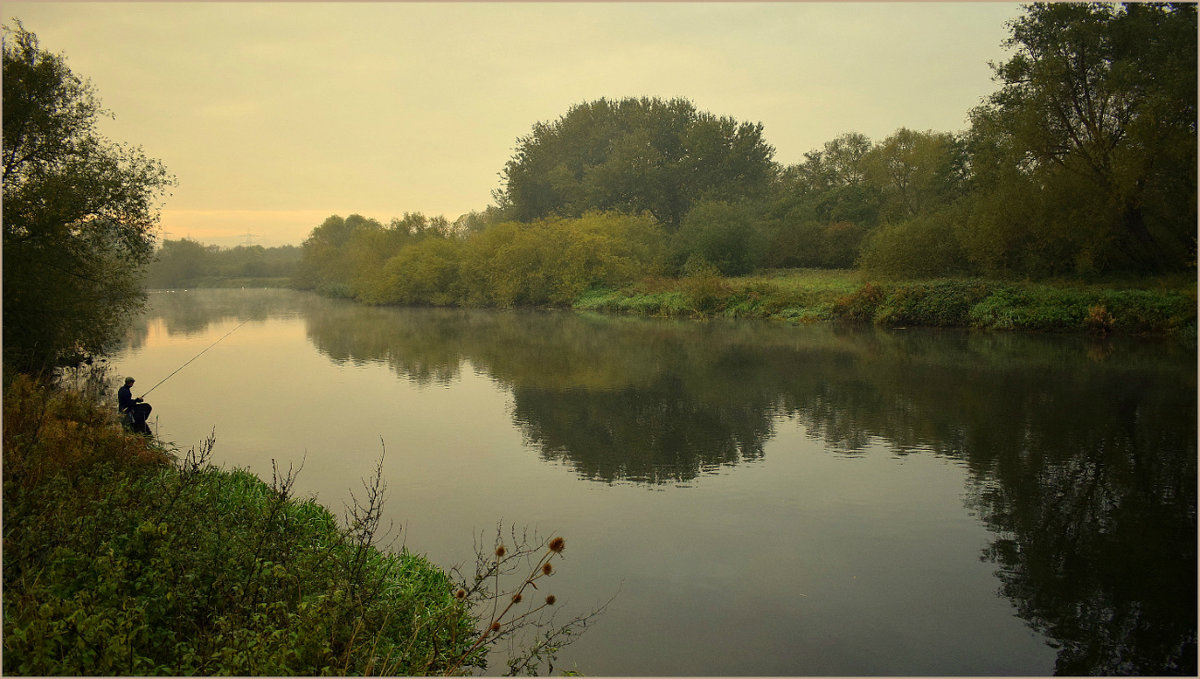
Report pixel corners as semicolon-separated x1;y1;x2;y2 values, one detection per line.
113;289;1196;676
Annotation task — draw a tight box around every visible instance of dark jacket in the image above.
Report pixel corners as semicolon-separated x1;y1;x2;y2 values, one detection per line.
118;385;136;412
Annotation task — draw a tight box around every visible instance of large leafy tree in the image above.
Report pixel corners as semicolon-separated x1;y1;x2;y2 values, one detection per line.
861;128;966;224
966;2;1196;274
497;97;776;230
3;22;174;375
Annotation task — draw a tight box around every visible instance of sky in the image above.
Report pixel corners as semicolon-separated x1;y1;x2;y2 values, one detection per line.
6;2;1024;248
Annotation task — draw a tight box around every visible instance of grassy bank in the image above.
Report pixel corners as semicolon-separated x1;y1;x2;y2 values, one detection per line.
575;269;1197;337
2;375;482;675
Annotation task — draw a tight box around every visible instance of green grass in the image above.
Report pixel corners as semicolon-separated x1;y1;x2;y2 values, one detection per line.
574;268;1196;337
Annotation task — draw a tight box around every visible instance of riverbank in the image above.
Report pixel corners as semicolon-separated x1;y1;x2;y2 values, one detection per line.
574;269;1198;338
1;375;482;675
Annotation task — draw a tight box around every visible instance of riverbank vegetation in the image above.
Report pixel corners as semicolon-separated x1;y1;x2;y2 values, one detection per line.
3;373;590;675
292;4;1195;336
144;239;301;289
3;22;597;675
2;374;479;675
579;270;1197;336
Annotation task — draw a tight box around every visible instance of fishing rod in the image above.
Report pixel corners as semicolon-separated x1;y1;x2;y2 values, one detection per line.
138;320;249;399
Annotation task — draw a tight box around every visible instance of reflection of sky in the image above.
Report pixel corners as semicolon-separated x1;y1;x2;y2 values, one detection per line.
110;297;1058;676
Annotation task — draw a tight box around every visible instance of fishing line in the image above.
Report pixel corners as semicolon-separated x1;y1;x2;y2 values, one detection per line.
138;319;249;399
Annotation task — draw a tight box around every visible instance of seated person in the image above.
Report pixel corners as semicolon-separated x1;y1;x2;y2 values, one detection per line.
117;376;153;435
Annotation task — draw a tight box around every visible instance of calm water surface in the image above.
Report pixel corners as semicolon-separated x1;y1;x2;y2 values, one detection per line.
111;289;1197;676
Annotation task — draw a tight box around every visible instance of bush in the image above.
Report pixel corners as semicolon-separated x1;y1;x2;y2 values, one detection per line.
672;201;768;276
831;282;889;323
873;280;993;327
380;237;465;305
857;209;973;279
2;376;480;676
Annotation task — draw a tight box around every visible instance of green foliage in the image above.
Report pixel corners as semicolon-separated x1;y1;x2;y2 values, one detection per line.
2;22;175;375
301;211;666;310
966;2;1197;275
144;239;301;289
831;281;889;323
856;207;973;279
2;375;482;676
968;284;1198;335
381;236;465;305
873;280;993;327
498;97;776;229
814;276;1198;334
295;5;1195;308
861;128;966;224
577;269;862;323
671;200;768;277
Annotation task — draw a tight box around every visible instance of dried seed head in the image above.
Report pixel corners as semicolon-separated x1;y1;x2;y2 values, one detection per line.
545;595;557;606
455;589;467;600
490;621;502;633
542;562;553;575
495;544;507;558
512;592;523;603
548;537;565;554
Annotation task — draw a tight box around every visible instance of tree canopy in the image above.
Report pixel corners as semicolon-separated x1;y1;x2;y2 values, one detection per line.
3;22;174;375
301;3;1196;297
497;97;776;230
965;2;1197;275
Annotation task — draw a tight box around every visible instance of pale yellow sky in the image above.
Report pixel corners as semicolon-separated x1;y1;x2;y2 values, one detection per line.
6;2;1021;247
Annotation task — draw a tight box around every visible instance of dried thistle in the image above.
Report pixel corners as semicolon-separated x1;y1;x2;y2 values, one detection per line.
548;537;565;553
542;562;553;575
545;595;557;606
495;544;507;558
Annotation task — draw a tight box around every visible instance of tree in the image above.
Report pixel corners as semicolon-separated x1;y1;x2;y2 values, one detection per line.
672;200;768;276
3;22;174;375
145;238;210;288
497;97;776;230
861;128;965;224
294;214;385;294
776;132;879;227
966;2;1197;274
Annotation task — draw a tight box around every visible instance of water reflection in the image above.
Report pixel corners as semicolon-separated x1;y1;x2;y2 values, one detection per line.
127;288;308;349
131;290;1197;674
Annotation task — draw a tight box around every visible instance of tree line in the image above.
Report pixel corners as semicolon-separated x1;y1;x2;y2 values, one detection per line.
144;239;301;289
3;3;1195;375
296;3;1196;308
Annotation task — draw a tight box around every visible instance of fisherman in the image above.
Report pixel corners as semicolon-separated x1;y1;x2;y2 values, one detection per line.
117;376;153;435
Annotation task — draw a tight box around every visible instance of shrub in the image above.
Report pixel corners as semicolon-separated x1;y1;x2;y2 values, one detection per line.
380;237;465;305
857;209;973;279
832;282;889;323
873;280;993;327
672;201;768;276
2;376;478;676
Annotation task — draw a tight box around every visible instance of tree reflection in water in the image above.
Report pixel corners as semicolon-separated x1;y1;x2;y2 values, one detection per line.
138;290;1197;675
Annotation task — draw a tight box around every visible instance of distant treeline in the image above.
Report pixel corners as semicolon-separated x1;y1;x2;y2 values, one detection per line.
295;4;1196;308
144;240;301;289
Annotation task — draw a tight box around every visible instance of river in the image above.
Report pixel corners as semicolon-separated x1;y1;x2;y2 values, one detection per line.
110;288;1196;676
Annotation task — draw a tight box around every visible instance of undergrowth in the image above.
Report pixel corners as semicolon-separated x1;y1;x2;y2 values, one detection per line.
2;374;601;675
576;269;1196;337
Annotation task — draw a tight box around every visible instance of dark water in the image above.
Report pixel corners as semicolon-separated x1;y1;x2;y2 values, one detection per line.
113;288;1197;676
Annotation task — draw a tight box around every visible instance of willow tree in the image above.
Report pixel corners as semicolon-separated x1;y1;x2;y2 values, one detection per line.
3;22;174;375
